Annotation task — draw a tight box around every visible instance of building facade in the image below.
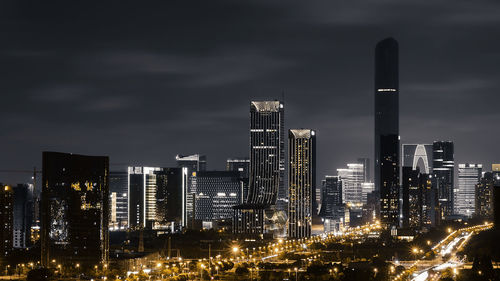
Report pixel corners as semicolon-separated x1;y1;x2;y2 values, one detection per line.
337;164;364;208
12;183;34;249
402;144;433;174
374;38;400;228
476;172;495;219
455;164;482;218
246;101;285;210
41;151;109;267
109;171;128;230
432;141;454;221
288;129;316;238
0;184;13;264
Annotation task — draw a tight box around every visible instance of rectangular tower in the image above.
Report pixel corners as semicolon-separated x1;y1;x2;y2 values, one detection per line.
432;141;454;221
247;101;285;209
455;164;482;217
41;151;109;267
374;38;400;228
288;129;316;238
109;171;128;230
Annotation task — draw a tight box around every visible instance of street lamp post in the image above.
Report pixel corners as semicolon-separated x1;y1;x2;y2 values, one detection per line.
294;267;298;281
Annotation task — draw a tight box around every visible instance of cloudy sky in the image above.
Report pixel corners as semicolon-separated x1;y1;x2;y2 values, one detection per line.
1;1;500;184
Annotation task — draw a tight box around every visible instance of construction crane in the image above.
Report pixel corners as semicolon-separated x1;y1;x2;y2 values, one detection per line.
0;167;40;192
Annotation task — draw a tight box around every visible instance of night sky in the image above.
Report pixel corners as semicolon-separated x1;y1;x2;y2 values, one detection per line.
2;1;500;184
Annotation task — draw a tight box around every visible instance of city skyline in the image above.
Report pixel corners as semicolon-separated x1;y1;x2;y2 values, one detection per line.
2;1;500;185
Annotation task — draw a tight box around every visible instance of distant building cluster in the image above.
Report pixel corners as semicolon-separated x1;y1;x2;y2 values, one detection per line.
1;37;500;267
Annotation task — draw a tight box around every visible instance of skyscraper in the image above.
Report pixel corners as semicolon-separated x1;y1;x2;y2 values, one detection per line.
374;37;400;228
357;158;371;183
109;171;128;230
226;158;250;203
288;129;316;238
476;172;494;219
455;164;482;218
12;183;34;249
41;151;109;267
337;164;364;207
319;176;343;218
0;184;13;264
247;101;285;209
176;154;206;229
432;141;454;221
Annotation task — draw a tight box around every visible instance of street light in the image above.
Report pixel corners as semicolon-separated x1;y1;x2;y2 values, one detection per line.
294;267;298;281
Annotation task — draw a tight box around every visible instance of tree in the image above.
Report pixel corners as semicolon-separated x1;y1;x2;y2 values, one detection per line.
27;268;52;281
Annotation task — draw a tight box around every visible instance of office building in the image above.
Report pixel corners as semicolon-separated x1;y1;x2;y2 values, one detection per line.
476;172;495;219
246;101;285;209
495;184;500;229
288;129;316;238
226;157;250;203
432;141;454;221
361;182;375;205
192;171;242;226
233;204;266;235
109;171;128;230
13;183;34;249
41;151;109;266
455;164;482;217
176;154;206;229
0;184;13;264
128;167;184;230
337;164;364;207
319;176;342;219
357;158;371;182
176;154;207;174
374;38;400;228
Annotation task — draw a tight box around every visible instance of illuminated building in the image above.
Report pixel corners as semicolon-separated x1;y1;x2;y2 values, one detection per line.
432;141;454;221
41;151;109;267
192;171;242;227
128;167;185;230
246;101;285;209
319;176;342;219
233;204;265;235
455;164;482;217
337;164;364;207
109;171;128;230
13;183;34;249
402;144;433;174
0;184;13;263
226;157;250;203
357;158;371;182
288;129;316;238
495;184;500;229
361;182;375;205
176;154;206;229
476;172;494;219
374;37;400;228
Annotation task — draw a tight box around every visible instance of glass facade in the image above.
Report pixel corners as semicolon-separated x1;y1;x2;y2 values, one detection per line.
455;164;482;217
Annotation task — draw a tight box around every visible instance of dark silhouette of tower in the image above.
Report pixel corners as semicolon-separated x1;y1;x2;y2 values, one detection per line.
374;38;400;228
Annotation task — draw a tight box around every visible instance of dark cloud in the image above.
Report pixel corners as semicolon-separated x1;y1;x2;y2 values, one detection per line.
1;0;500;184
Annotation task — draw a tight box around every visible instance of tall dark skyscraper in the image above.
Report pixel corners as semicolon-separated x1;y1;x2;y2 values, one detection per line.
288;129;316;238
374;37;400;228
41;152;109;267
13;183;34;249
432;141;454;221
246;101;285;209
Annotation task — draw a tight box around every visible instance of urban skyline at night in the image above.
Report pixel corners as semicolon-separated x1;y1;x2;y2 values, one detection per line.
1;2;500;281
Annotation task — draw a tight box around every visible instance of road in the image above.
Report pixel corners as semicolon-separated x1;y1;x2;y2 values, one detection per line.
407;223;493;281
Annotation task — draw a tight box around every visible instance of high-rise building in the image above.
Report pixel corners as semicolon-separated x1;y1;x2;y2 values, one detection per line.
176;154;207;173
402;167;421;228
319;176;342;218
374;37;400;228
402;144;433;174
109;171;128;230
476;172;495;219
455;164;482;218
41;151;109;267
432;141;454;221
176;154;206;229
361;182;375;205
288;129;316;238
12;183;34;249
247;101;285;209
357;158;371;183
337;164;364;208
0;184;13;264
226;158;250;203
192;171;242;228
128;167;184;230
495;184;500;229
